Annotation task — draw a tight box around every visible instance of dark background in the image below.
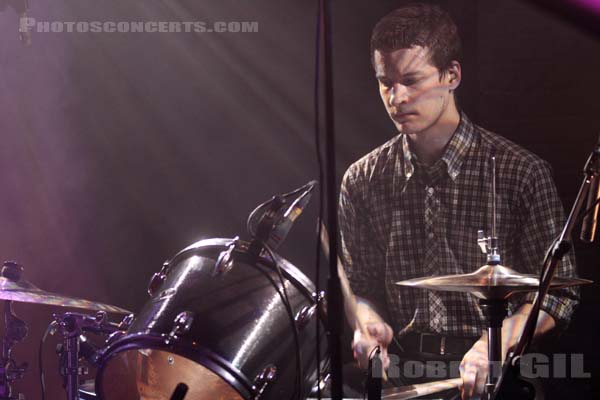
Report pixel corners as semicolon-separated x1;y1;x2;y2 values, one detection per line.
0;0;598;398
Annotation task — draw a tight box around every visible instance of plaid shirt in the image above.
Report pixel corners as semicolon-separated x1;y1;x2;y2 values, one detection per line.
339;112;579;337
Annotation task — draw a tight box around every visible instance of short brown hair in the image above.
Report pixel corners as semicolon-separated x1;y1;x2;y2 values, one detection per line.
370;3;462;77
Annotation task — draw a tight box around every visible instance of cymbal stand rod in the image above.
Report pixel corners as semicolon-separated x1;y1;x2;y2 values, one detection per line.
479;299;507;400
492;155;497;240
489;155;500;262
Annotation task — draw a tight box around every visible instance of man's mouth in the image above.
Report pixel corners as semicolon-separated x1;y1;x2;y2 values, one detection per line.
392;112;415;119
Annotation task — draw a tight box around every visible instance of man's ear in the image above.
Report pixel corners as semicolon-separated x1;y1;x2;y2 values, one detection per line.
447;60;462;91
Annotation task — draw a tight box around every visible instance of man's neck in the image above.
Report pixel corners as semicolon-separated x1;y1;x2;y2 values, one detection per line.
406;102;461;166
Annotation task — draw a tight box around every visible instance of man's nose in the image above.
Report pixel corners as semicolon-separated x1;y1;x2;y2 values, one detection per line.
389;84;408;107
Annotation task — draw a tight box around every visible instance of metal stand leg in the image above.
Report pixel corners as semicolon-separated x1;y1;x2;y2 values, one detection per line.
479;299;507;400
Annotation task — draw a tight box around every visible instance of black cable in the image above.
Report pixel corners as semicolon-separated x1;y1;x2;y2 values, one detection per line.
261;245;304;400
313;0;325;397
39;321;57;400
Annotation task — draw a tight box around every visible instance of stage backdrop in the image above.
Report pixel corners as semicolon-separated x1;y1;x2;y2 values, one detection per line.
0;0;598;398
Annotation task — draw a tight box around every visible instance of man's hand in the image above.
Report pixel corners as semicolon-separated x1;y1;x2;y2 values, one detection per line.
352;322;393;369
459;304;556;399
459;336;490;400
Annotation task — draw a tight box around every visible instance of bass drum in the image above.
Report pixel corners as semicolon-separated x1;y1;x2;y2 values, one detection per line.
95;238;327;400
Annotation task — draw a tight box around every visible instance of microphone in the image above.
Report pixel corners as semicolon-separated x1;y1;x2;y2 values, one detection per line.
247;180;317;250
581;133;600;243
266;180;316;249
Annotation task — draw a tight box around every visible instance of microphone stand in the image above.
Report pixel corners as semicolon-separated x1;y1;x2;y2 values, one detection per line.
320;0;345;398
491;140;600;399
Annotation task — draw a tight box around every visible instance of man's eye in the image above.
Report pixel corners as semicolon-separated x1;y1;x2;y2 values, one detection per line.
402;79;417;86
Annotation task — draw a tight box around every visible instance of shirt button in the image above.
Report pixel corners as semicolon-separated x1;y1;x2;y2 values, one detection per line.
427;187;435;195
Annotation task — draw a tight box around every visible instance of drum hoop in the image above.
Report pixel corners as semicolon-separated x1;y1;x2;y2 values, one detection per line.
167;238;317;300
95;332;255;399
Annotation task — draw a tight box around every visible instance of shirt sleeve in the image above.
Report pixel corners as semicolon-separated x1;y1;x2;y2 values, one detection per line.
338;166;387;313
512;160;579;331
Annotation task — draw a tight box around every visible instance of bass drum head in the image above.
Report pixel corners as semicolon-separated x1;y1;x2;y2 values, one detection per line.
99;346;243;400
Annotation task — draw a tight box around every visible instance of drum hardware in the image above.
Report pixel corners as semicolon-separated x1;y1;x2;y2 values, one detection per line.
0;262;28;400
213;237;240;276
78;335;102;367
313;290;327;318
0;260;129;400
147;261;170;296
165;311;195;345
52;311;121;400
116;313;134;331
311;371;331;395
295;304;317;329
253;365;277;398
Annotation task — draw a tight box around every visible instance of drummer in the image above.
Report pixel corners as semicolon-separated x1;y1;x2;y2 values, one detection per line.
338;3;579;399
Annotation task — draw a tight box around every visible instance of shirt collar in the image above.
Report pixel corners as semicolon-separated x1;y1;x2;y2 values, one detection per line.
441;111;475;181
400;111;475;182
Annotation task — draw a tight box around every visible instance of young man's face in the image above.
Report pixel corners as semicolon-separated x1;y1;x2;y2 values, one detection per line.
373;46;459;135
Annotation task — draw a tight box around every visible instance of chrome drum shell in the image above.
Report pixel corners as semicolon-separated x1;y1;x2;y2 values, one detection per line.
95;238;325;400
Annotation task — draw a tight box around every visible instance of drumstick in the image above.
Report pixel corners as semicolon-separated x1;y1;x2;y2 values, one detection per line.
318;222;363;332
319;222;388;381
381;378;462;399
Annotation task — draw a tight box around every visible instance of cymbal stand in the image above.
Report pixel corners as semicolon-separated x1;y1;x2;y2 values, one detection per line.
0;301;27;400
476;154;509;400
491;136;600;399
0;262;28;400
54;311;114;400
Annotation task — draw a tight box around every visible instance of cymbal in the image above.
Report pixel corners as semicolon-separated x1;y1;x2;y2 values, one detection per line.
0;276;131;314
396;264;592;300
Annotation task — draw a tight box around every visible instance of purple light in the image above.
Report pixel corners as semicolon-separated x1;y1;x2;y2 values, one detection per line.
570;0;600;14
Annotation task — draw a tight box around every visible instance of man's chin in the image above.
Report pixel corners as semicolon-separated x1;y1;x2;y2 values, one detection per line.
394;121;416;134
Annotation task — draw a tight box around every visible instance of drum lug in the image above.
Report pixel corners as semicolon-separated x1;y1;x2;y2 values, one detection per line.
165;311;194;345
148;261;170;297
312;290;327;318
118;313;135;330
295;304;317;330
213;237;239;276
312;290;325;302
253;364;277;398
